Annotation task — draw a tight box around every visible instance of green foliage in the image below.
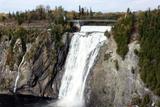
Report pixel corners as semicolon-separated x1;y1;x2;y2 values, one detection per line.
35;5;46;20
131;95;142;105
0;78;13;91
0;15;6;22
15;12;25;25
113;11;134;59
140;94;151;107
7;5;52;24
157;101;160;107
104;53;111;61
105;31;110;38
5;5;122;24
49;23;64;47
138;9;160;96
132;94;151;107
49;7;71;48
0;27;43;69
115;60;119;71
6;47;14;70
49;23;71;48
78;6;94;18
53;6;65;24
134;49;139;56
0;29;2;42
112;7;160;96
14;27;27;52
154;88;160;96
3;27;27;69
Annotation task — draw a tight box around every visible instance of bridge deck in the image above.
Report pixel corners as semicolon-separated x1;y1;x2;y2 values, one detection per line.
68;19;117;23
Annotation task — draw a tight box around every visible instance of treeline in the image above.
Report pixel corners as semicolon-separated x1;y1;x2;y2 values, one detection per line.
0;5;72;65
6;5;66;25
138;8;160;96
78;5;123;20
112;8;134;59
0;5;123;25
0;5;71;25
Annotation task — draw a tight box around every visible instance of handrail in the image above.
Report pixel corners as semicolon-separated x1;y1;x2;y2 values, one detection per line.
68;19;117;23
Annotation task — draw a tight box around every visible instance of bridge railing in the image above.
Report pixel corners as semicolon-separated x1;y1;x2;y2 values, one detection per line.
67;19;117;23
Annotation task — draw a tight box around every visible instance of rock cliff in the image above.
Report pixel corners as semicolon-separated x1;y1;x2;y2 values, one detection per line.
89;34;160;107
0;30;72;98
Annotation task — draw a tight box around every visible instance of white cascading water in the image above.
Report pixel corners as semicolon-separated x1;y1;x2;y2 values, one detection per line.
55;26;111;107
14;55;25;93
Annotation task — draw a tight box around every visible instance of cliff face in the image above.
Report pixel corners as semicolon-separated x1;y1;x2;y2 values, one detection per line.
89;35;160;107
0;31;72;98
0;27;159;106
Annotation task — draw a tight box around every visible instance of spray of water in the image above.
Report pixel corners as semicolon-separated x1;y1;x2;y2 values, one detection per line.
52;26;111;107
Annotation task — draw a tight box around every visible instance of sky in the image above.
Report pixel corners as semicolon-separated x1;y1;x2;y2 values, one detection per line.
0;0;159;13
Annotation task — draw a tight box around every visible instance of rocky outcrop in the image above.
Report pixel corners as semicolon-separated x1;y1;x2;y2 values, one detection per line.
1;27;159;106
0;31;72;98
89;35;160;107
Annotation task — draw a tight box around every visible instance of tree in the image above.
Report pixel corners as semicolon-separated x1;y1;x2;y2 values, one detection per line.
79;5;81;16
15;12;25;25
53;6;65;24
90;8;93;17
36;5;46;20
113;12;134;59
8;12;12;19
1;16;6;25
81;7;85;16
158;5;160;10
127;8;131;14
138;9;160;96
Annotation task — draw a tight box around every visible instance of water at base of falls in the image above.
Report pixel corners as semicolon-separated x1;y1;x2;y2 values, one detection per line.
51;26;111;107
0;94;50;107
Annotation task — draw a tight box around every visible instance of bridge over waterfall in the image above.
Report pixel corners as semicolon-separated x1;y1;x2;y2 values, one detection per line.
68;19;117;31
68;19;117;23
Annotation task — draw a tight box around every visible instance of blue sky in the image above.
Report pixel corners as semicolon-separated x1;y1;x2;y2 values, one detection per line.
0;0;159;13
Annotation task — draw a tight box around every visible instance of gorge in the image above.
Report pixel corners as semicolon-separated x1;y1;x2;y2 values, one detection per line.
0;23;160;107
0;5;160;107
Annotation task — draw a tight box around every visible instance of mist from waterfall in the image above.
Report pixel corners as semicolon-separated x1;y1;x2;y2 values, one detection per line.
54;26;111;107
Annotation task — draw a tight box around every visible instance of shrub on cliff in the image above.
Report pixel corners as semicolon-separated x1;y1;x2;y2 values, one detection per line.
112;10;134;59
105;31;110;38
49;23;64;47
14;27;27;53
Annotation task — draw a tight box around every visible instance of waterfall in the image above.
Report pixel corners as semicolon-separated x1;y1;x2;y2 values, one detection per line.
14;70;20;93
55;26;111;107
14;55;25;93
